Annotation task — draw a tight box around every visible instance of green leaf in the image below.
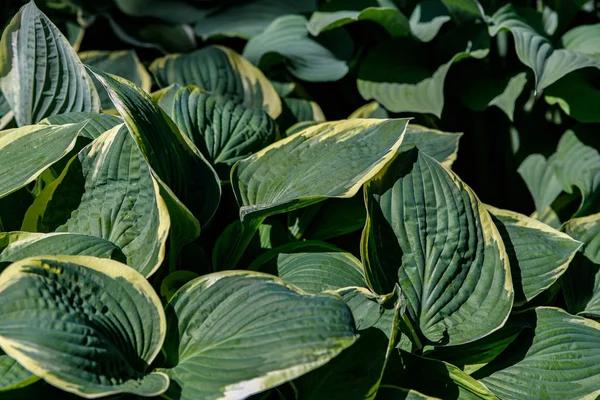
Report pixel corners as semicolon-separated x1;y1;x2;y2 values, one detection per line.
401;124;462;168
277;252;366;293
160;270;199;302
358;41;474;117
162;271;357;400
243;15;349;82
88;67;219;232
248;240;343;274
473;307;600;400
377;386;439;399
553;128;600;216
423;317;529;374
150;46;282;119
561;23;600;56
39;112;123;140
349;101;390;119
0;350;38;392
22;125;170;277
0;255;168;398
517;154;562;217
172;86;277;180
0;232;126;268
486;206;582;305
80;50;152;110
384;351;498;399
0;1;99;127
561;214;600;319
112;0;209;24
409;1;451;42
441;0;485;22
363;148;513;345
231;118;410;223
488;4;600;91
0;123;86;199
282;97;326;126
544;71;600;123
308;7;410;38
194;0;317;40
0;93;13;130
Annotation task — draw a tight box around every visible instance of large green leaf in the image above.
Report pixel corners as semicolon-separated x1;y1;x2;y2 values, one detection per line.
80;50;151;110
517;154;562;218
486;206;581;305
150;46;281;119
409;1;451;42
0;123;86;199
194;0;317;39
162;271;357;400
488;4;600;91
171;86;277;180
231;118;410;223
561;214;600;319
39;112;123;140
0;255;168;398
22;125;170;277
88;68;218;253
243;15;349;82
248;240;343;274
277;252;366;293
0;232;126;268
561;23;600;56
473;307;600;400
363;148;513;345
0;350;37;392
0;1;99;127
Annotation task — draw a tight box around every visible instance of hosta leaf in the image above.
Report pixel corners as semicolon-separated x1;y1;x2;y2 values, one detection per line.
544;71;600;123
0;123;86;199
349;101;390;119
561;23;600;56
561;214;600;319
112;0;208;24
0;350;37;392
553;128;600;216
162;271;357;400
277;252;366;293
39;112;122;140
150;46;281;119
243;15;349;82
194;0;317;40
248;240;343;274
0;1;99;127
441;0;485;21
88;68;218;245
231;118;410;223
517;154;562;217
384;351;497;400
151;84;182;115
363;148;513;345
282;97;326;126
0;93;13;130
0;255;168;398
409;1;451;42
488;4;600;91
0;189;33;233
423;316;529;374
80;50;151;110
172;86;277;180
308;7;410;37
0;232;126;268
486;206;581;305
401;125;462;168
473;307;600;400
22;125;170;277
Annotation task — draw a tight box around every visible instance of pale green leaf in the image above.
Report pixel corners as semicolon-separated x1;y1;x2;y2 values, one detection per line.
409;1;451;42
0;1;99;127
282;98;326;126
150;46;282;119
400;124;462;168
0;255;168;398
39;112;122;140
162;271;357;400
486;206;582;305
277;252;366;293
363;148;513;345
518;154;562;217
488;72;528;121
308;8;410;37
0;123;86;199
474;307;600;400
231;118;410;223
561;23;600;56
243;15;349;82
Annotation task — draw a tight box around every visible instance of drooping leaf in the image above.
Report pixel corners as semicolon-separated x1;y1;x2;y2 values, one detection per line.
112;0;209;24
518;154;562;218
150;45;281;118
79;50;152;110
243;15;349;82
486;206;582;305
363;148;513;345
22;125;170;277
162;271;357;400
349;101;390;119
0;1;99;127
409;1;451;42
473;307;600;400
561;23;600;56
0;123;86;199
277;252;366;293
281;97;326;127
194;0;317;40
400;125;462;167
0;255;169;398
171;86;277;180
160;270;199;302
544;71;600;123
231;118;410;223
39;112;122;140
561;214;600;319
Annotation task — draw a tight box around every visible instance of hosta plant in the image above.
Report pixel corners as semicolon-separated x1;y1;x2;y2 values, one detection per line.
0;1;600;400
